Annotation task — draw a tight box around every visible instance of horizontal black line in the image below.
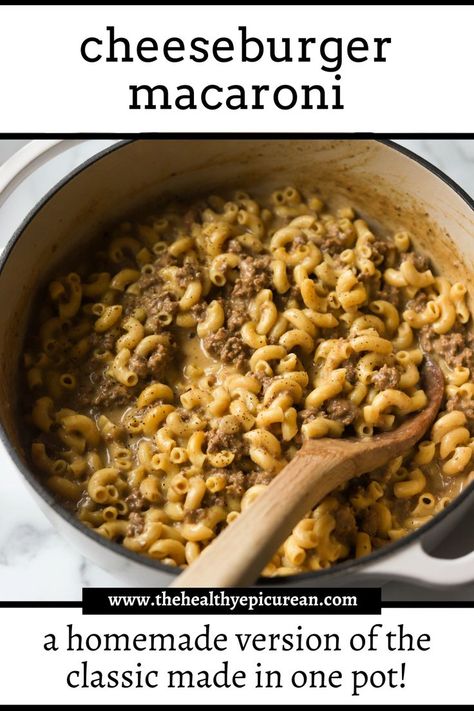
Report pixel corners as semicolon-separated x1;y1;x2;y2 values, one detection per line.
382;601;474;608
3;1;474;5
0;602;81;608
5;701;472;711
0;133;474;140
0;600;472;608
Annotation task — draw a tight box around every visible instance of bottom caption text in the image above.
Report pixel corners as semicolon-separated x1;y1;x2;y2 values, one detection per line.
0;607;469;704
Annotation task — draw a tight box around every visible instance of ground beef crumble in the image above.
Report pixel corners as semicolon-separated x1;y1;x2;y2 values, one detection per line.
90;329;119;353
446;393;474;423
406;291;429;313
371;364;400;391
299;408;318;423
225;298;249;332
75;363;135;409
225;470;246;498
231;255;272;299
127;512;145;536
142;290;179;332
420;327;474;370
340;358;357;385
254;371;273;392
374;283;401;307
125;489;146;512
324;398;359;426
403;251;431;272
204;327;250;371
371;239;398;267
320;235;346;256
246;470;275;487
175;258;201;289
149;338;176;375
128;335;176;380
191;301;207;321
207;421;247;459
128;353;148;379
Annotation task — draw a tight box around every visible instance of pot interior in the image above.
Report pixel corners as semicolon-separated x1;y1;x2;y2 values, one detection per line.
1;137;473;533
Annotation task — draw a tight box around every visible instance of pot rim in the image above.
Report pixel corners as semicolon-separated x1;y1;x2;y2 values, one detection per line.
1;136;473;585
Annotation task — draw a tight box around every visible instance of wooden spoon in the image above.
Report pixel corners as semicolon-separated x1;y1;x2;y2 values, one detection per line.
171;357;444;588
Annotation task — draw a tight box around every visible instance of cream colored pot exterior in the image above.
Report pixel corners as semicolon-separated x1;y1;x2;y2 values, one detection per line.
0;139;473;588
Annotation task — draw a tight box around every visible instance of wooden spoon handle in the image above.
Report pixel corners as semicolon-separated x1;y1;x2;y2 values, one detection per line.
170;444;355;588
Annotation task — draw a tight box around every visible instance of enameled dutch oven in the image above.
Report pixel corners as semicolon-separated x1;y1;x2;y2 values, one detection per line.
0;138;473;588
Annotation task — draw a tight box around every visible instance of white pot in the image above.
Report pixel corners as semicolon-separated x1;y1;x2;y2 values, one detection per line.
0;138;473;588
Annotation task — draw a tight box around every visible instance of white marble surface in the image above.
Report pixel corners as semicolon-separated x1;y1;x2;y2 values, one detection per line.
0;138;473;601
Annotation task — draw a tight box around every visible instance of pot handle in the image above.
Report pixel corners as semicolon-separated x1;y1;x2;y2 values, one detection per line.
362;539;474;587
0;139;85;212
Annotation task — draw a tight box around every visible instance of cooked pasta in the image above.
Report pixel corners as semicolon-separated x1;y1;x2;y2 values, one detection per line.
22;186;474;576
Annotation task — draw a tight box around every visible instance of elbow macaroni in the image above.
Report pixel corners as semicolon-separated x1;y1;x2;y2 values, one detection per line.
23;185;474;576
